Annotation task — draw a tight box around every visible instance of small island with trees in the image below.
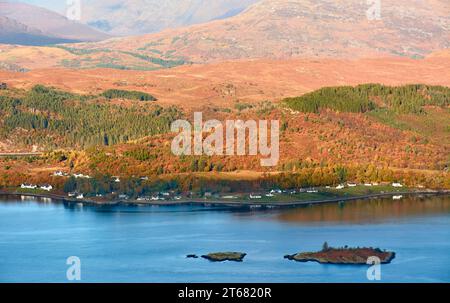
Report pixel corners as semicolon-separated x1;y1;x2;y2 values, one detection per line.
284;242;396;265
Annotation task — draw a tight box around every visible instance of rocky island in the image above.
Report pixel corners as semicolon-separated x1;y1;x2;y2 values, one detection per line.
186;254;199;259
285;242;395;265
201;252;247;262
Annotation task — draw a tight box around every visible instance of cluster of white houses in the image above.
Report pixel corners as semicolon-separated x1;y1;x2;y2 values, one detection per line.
248;182;405;199
53;171;149;183
49;169;407;201
136;194;182;202
53;171;91;179
335;182;403;190
20;184;53;192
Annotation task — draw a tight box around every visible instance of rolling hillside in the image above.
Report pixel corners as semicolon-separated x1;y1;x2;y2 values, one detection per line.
0;84;448;190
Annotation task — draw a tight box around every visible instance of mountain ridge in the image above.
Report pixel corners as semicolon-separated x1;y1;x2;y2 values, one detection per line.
81;0;259;36
0;1;110;45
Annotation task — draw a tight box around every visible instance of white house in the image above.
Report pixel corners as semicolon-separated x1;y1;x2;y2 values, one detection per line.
53;171;67;177
336;184;345;190
364;183;373;187
21;184;37;190
113;177;121;183
392;195;403;200
392;183;403;188
137;196;150;201
347;183;357;187
249;194;262;199
74;174;91;179
76;194;84;199
307;189;318;193
40;185;53;192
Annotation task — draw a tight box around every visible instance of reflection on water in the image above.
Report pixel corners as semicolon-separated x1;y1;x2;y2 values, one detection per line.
275;195;450;224
2;194;449;224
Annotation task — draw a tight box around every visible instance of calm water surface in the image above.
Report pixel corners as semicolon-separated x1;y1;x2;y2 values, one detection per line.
0;194;449;282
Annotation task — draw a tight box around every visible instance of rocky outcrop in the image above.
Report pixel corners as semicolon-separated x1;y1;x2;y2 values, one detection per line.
201;252;247;262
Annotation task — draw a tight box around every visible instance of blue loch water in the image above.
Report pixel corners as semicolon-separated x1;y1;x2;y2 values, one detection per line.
0;194;449;282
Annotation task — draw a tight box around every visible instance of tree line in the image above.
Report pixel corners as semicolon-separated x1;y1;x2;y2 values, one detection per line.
0;85;180;149
284;84;449;114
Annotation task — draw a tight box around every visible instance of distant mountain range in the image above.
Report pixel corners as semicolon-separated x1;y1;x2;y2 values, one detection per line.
0;1;109;45
100;0;448;62
0;0;449;69
81;0;259;36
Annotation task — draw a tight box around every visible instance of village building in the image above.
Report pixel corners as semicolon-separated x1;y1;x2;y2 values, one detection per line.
222;195;237;199
40;185;53;192
73;173;91;179
249;194;262;199
21;184;37;190
53;171;68;177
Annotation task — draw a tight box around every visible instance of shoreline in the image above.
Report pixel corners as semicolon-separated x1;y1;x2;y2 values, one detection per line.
0;189;449;209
